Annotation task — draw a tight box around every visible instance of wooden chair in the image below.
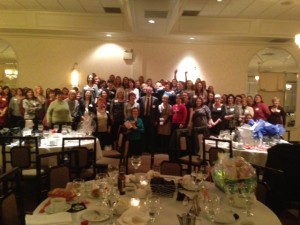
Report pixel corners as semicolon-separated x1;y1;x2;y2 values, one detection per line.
177;127;208;174
159;160;182;176
1;136;39;177
251;163;284;215
0;167;25;225
263;144;300;217
202;137;232;165
208;147;225;166
36;150;74;200
62;137;97;180
1;136;43;204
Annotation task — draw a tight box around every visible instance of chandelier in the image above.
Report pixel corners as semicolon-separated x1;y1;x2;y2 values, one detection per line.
5;63;18;80
295;34;300;48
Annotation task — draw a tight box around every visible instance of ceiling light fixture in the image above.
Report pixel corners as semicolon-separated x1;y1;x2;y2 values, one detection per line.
295;34;300;48
217;0;223;2
106;34;112;37
148;20;155;24
189;37;195;40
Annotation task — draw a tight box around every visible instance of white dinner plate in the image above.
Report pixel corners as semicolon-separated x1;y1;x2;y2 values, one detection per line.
44;204;71;214
80;209;110;222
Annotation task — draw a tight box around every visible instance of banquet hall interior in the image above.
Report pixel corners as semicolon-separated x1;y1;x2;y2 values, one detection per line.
0;0;300;225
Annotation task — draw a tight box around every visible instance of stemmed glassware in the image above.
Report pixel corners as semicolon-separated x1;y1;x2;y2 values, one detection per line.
95;173;108;205
131;155;142;180
107;164;119;187
103;187;120;225
144;197;161;223
72;178;85;211
204;194;220;225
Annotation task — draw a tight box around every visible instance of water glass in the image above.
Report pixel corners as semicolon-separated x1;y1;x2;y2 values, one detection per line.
239;183;256;216
72;178;85;210
144;197;161;223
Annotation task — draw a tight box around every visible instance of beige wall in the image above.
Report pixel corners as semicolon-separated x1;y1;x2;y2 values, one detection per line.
1;35;300;140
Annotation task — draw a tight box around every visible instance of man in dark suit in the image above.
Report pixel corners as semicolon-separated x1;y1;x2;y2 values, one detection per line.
138;86;159;159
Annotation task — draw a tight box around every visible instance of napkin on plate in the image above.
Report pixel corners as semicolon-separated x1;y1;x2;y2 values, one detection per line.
117;208;149;225
26;212;72;225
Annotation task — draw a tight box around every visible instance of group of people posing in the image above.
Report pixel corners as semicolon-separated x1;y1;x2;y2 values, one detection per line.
0;71;286;156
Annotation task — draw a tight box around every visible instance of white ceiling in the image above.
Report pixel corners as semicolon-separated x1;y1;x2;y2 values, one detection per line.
0;0;299;71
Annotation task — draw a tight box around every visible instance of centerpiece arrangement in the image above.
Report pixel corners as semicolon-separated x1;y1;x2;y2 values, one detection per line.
211;154;257;193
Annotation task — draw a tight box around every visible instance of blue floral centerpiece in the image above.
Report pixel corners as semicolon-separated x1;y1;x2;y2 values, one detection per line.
211;154;257;193
248;119;285;140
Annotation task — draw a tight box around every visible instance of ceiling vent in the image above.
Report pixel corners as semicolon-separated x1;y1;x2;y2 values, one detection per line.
144;10;168;18
182;10;200;16
104;7;122;14
269;38;292;43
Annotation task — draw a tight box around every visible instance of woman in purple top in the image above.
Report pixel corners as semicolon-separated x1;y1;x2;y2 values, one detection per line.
253;94;271;121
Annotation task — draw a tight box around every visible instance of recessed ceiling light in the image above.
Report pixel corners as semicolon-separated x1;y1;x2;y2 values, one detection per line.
217;0;223;2
106;34;112;37
189;37;195;40
148;20;155;24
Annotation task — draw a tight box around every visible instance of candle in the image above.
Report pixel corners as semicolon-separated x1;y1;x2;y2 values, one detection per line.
140;180;148;186
130;198;140;207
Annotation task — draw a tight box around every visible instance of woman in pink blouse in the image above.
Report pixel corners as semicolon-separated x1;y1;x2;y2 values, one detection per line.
171;94;187;131
253;94;271;121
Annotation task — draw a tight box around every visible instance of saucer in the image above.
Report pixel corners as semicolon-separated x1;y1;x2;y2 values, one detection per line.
80;209;110;222
44;204;71;214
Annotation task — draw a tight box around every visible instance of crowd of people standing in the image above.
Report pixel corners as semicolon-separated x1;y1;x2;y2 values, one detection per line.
0;71;286;156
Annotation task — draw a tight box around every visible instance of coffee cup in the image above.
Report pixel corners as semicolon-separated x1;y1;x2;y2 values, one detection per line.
50;197;66;213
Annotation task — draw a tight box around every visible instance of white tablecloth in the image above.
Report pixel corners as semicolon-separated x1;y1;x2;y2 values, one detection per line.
32;180;281;225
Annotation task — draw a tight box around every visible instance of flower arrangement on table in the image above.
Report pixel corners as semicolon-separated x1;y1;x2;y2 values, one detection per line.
248;119;285;140
211;154;257;193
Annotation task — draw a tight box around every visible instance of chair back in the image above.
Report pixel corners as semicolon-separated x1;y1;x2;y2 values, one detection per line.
202;137;232;165
208;147;225;166
49;165;70;190
160;161;182;176
265;144;300;215
36;150;74;199
62;137;97;179
1;136;39;175
0;167;25;225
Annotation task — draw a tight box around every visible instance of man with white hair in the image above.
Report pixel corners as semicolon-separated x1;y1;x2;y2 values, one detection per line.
138;86;159;158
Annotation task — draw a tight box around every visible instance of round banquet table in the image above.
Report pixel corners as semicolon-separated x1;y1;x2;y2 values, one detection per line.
30;179;282;225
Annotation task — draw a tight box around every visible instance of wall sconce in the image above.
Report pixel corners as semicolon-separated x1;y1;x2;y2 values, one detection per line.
5;63;18;80
123;49;133;60
255;75;260;81
71;63;79;87
286;83;292;90
295;34;300;48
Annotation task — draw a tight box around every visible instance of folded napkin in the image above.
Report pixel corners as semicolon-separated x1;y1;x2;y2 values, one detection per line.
26;212;72;225
117;208;149;225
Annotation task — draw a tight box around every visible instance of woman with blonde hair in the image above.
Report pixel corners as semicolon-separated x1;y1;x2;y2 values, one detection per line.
268;97;286;126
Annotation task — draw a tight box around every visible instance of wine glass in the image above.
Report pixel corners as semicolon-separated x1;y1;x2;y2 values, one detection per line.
204;194;220;225
43;130;49;139
38;124;44;133
107;164;119;186
53;124;59;133
144;197;161;223
103;187;120;225
72;178;85;211
131;155;142;180
95;173;108;204
191;169;201;192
